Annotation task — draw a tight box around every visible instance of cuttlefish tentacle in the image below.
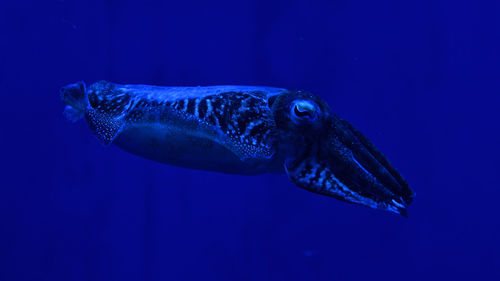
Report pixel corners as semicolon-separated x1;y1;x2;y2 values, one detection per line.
61;81;415;216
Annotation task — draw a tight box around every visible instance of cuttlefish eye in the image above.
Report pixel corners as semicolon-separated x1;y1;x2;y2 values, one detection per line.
291;100;317;121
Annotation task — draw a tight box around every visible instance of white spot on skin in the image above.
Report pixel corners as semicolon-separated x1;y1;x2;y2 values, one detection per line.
206;99;212;117
391;199;405;208
243;120;263;138
194;99;200;117
319;169;328;186
305;163;318;183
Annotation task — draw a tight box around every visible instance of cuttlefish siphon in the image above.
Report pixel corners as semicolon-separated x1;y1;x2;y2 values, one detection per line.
61;81;415;216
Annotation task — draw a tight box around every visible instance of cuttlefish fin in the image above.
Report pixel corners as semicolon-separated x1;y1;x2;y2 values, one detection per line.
85;109;125;146
61;81;125;146
61;81;88;122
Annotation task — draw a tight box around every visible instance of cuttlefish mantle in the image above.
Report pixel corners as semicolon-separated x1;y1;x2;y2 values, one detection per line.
61;80;415;216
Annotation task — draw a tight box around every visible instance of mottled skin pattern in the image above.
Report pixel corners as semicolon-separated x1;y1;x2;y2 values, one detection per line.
89;81;277;159
61;81;415;216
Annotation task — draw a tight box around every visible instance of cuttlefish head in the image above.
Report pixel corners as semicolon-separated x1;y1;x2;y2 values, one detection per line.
270;91;415;216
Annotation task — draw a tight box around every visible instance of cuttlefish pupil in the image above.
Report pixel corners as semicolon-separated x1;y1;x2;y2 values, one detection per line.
61;81;415;216
293;100;316;119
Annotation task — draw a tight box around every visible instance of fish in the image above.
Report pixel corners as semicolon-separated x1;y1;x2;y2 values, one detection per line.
61;80;415;216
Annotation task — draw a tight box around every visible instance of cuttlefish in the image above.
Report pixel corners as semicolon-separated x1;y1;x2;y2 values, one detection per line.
61;81;415;216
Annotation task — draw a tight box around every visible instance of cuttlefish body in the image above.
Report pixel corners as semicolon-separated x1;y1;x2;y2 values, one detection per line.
61;81;415;216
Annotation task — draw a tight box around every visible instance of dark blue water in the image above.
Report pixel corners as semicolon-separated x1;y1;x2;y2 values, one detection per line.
1;0;499;280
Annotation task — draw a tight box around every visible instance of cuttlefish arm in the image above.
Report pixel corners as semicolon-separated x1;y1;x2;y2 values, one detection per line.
272;91;414;216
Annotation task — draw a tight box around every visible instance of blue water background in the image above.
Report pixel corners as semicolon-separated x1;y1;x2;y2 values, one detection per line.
1;0;499;280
